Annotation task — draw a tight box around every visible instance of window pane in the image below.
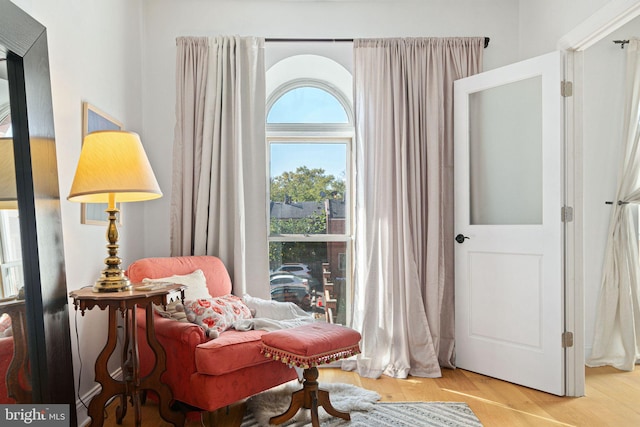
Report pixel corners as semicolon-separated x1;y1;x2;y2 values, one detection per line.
269;241;349;324
267;87;349;123
469;76;542;225
270;143;347;235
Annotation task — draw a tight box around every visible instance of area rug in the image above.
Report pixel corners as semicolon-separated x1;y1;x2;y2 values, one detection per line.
240;381;483;427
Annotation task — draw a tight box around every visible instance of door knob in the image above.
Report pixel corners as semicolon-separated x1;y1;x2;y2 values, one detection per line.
455;234;470;244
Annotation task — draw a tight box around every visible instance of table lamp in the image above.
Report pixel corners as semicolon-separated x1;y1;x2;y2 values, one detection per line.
0;137;18;210
68;131;162;292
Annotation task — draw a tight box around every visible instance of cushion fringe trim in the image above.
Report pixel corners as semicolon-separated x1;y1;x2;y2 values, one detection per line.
261;344;361;369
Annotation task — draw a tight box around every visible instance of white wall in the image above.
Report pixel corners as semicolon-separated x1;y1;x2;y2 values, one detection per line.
10;0;146;421
517;0;612;58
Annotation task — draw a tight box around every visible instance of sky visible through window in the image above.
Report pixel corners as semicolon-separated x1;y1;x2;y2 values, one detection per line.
270;143;346;182
267;86;348;124
269;86;348;184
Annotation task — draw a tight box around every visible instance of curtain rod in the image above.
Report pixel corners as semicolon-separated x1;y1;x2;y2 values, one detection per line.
266;37;490;48
614;39;629;49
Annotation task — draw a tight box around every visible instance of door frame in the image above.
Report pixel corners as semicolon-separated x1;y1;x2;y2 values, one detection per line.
560;0;640;397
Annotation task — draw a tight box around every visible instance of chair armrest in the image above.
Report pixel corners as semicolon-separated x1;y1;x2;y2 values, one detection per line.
136;308;204;389
136;308;206;347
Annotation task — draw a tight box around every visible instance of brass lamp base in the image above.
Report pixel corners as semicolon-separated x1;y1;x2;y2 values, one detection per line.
93;274;132;293
92;205;132;293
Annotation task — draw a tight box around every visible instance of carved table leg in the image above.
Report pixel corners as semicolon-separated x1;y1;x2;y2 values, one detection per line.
88;307;126;427
115;305;145;427
116;309;131;424
141;304;185;426
131;306;143;427
115;394;127;425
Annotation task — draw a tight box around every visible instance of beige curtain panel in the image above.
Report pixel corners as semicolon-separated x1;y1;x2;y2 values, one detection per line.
350;37;483;379
171;36;268;293
172;37;209;256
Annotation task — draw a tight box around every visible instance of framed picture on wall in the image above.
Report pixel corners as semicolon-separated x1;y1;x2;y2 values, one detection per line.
80;102;124;225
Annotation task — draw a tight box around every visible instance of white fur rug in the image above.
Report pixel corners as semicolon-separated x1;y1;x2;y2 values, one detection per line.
244;380;381;427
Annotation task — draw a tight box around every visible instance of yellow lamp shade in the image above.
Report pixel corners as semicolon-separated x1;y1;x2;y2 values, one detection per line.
68;131;162;204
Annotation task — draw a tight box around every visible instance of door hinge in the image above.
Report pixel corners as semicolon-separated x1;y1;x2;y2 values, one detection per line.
562;331;574;348
561;206;574;222
561;80;573;97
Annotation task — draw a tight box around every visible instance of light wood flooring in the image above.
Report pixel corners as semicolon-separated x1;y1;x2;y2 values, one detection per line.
98;366;640;426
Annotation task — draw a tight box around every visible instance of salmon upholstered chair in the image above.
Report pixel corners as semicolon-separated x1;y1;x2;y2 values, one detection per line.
126;255;297;414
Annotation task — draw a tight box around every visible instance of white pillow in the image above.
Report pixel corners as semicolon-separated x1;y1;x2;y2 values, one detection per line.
243;293;309;320
144;269;212;321
143;269;212;301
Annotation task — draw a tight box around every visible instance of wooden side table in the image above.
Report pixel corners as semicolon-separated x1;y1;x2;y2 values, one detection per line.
0;298;31;403
70;283;186;427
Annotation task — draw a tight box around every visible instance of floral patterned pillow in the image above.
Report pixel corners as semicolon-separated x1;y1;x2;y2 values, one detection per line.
182;294;252;339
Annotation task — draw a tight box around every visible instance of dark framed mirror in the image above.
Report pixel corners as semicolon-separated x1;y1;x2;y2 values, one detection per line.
0;0;76;422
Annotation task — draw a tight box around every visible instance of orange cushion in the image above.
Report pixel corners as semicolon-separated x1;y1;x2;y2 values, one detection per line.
195;330;270;375
261;323;361;368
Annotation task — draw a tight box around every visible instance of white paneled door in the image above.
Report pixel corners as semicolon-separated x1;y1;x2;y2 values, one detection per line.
453;52;565;396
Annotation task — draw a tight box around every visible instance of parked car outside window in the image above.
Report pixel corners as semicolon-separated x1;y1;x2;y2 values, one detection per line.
270;284;310;308
269;273;309;290
270;284;325;314
276;263;311;276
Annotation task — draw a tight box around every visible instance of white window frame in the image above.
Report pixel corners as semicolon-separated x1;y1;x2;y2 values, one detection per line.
267;78;354;132
266;79;355;324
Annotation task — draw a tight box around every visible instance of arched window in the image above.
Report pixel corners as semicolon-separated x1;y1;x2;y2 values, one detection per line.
268;84;349;124
266;55;354;325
